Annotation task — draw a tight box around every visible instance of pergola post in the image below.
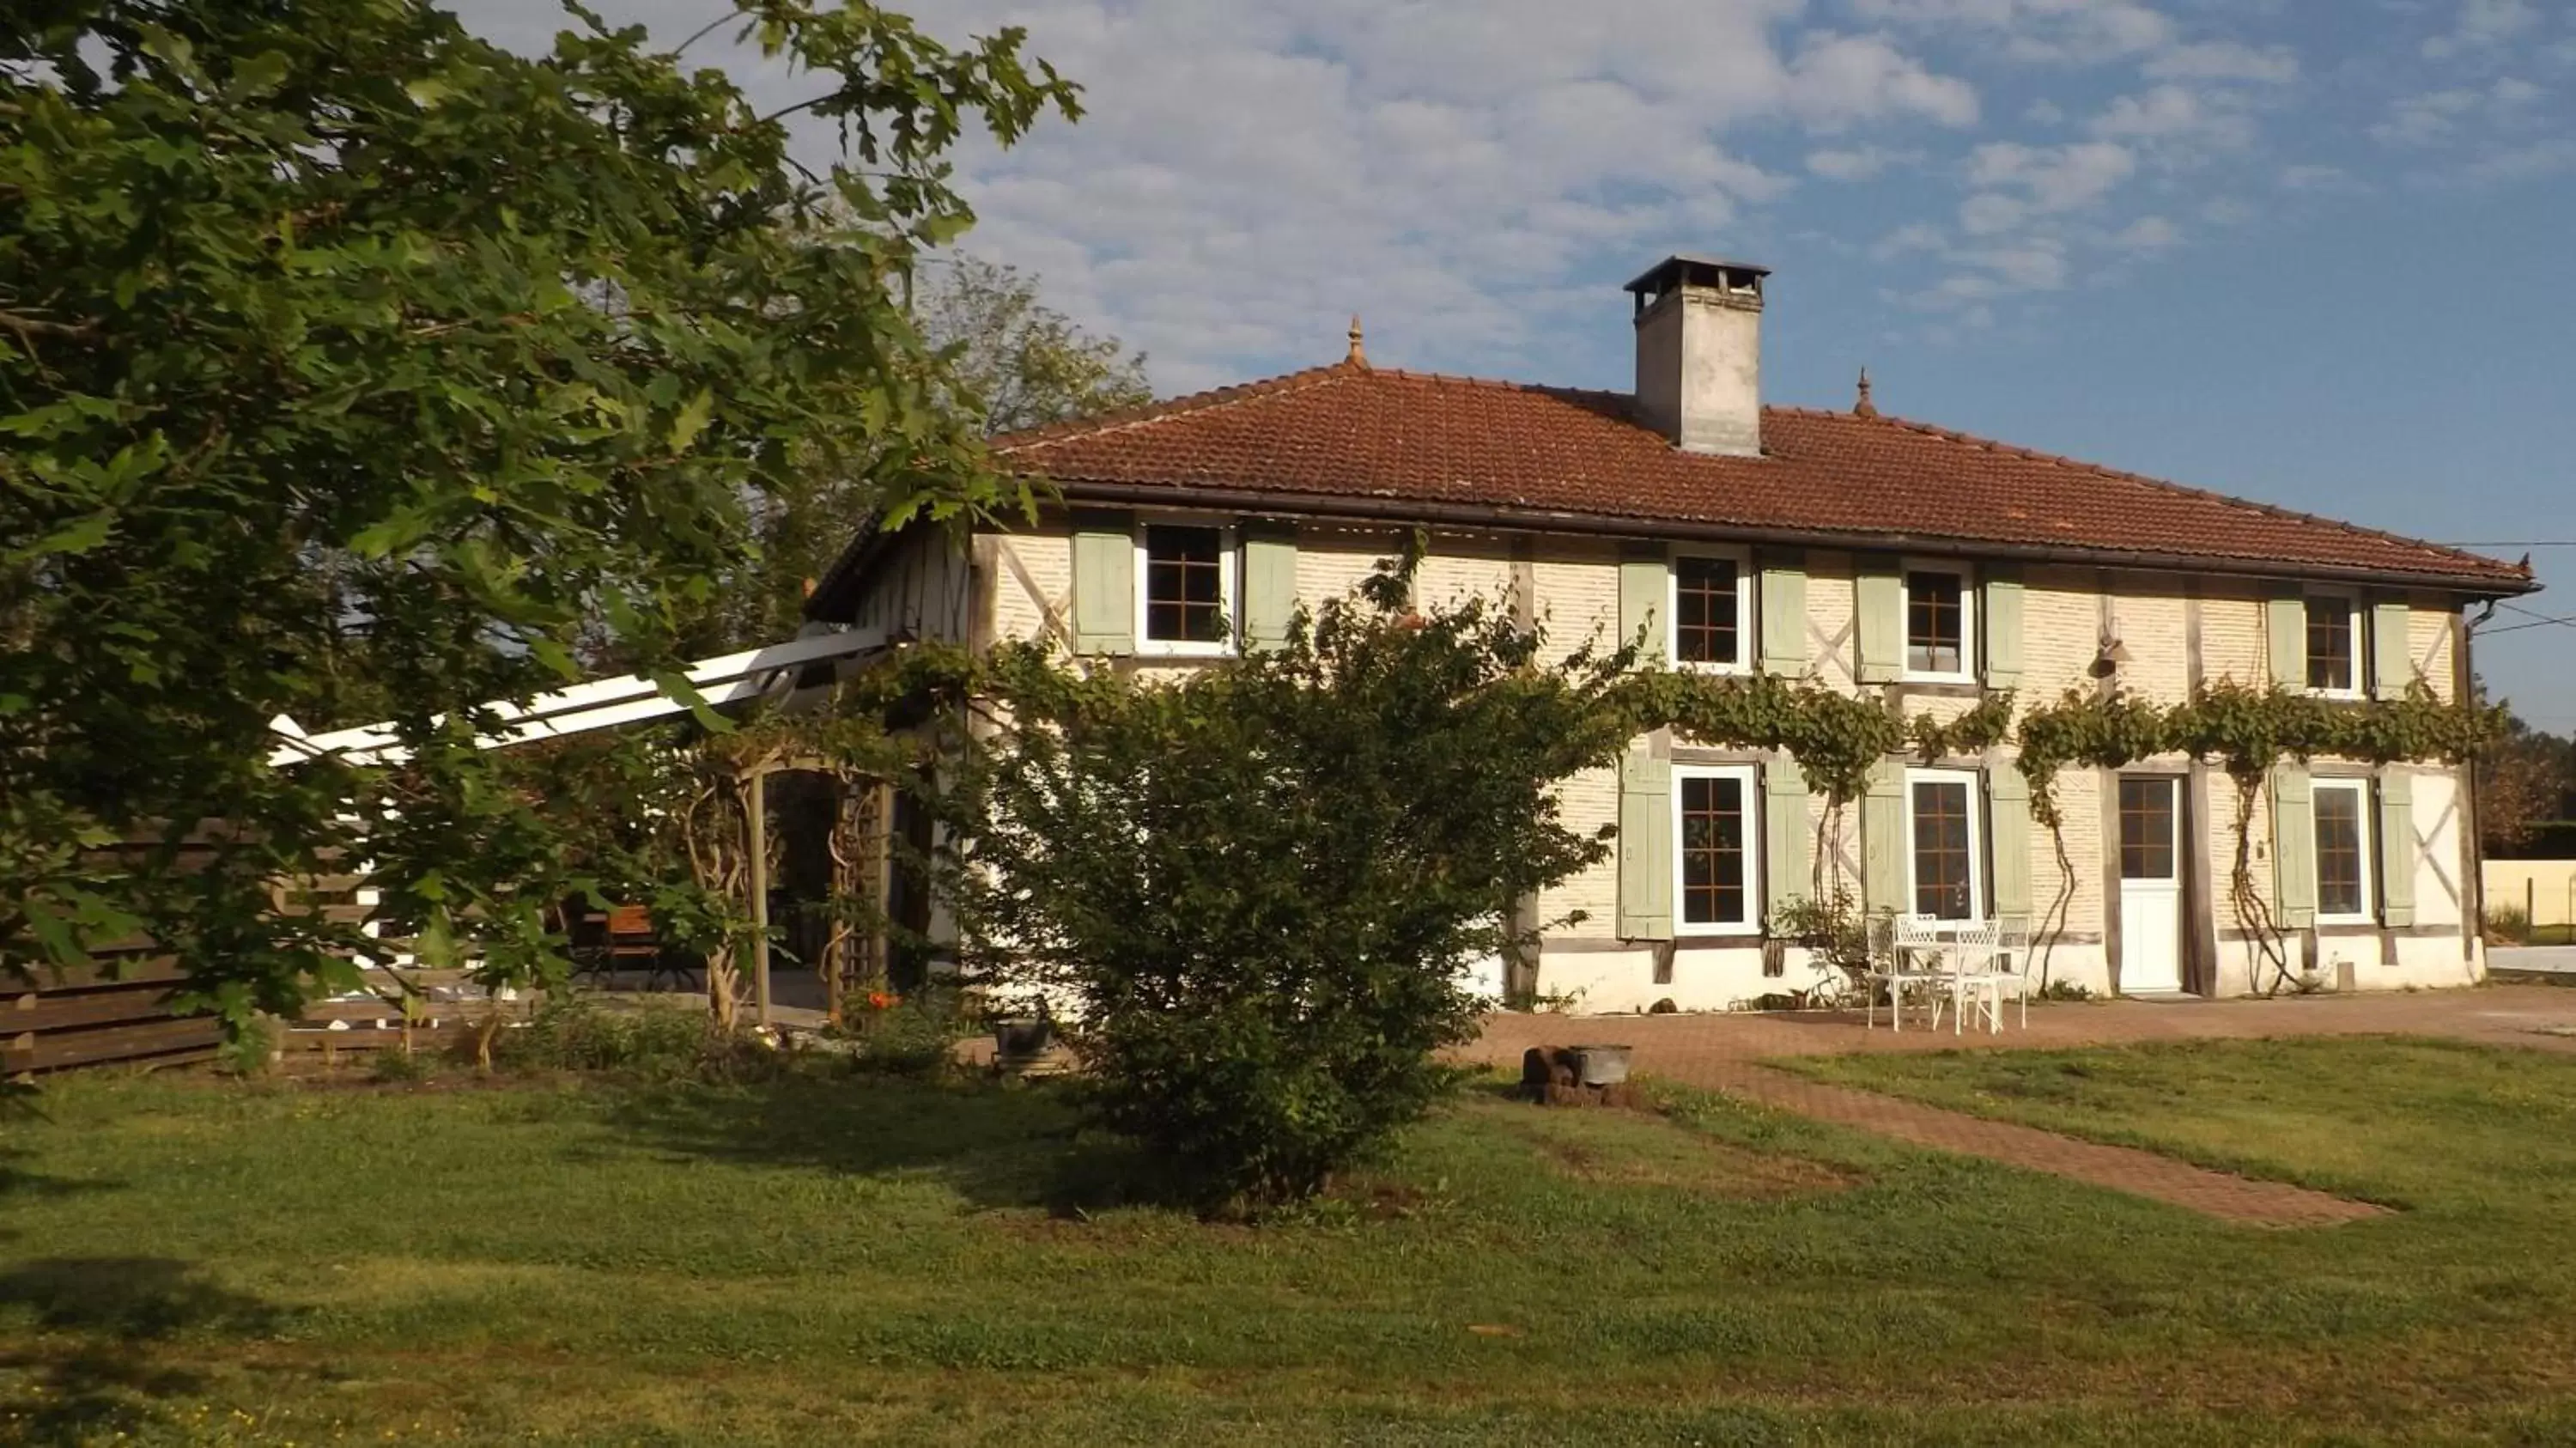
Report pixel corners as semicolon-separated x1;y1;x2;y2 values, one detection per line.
748;764;772;1027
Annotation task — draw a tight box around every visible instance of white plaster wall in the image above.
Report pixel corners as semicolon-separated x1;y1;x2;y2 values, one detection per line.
1415;531;1518;615
953;515;2486;1012
2201;588;2268;689
1292;522;1400;610
1545;764;1623;942
1529;537;1623;666
1532;942;1781;1015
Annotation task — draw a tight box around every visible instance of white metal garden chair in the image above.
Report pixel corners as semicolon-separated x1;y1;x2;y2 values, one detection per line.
1934;918;2023;1035
1867;913;1953;1031
1919;919;1998;1035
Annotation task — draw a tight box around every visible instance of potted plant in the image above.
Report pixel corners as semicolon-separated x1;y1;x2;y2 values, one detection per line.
989;995;1054;1062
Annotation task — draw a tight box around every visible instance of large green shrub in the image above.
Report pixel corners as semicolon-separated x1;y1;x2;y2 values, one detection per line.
945;557;1632;1209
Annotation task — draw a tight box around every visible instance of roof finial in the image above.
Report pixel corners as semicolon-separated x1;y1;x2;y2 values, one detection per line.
1346;314;1368;368
1853;366;1877;419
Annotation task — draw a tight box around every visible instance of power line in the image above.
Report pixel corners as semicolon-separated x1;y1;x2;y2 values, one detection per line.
2481;617;2576;637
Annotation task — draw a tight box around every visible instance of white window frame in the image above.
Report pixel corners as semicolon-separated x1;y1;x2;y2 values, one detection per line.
1899;559;1978;684
1668;545;1754;675
2301;590;2363;701
1904;767;1984;922
2311;776;2375;926
1671;764;1762;934
1133;518;1238;658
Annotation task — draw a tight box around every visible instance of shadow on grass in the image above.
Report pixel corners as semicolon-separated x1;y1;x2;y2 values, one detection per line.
0;1148;122;1204
0;1257;293;1445
598;1071;1182;1215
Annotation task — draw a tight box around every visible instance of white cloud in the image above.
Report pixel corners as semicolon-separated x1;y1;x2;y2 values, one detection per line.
1807;145;1922;180
2090;84;2257;149
1784;33;1982;129
434;0;2555;386
1873;222;1949;258
2422;0;2542;59
2372;86;2484;145
2463;137;2576;183
1965;240;2073;289
1965;139;2138;210
2143;41;2300;84
2277;164;2365;193
2111;215;2183;249
1848;0;2174;64
2372;76;2548;146
809;0;1985;387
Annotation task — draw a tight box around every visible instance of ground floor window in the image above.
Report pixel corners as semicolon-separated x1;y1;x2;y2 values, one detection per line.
2312;778;2372;922
1673;764;1759;932
1906;768;1982;920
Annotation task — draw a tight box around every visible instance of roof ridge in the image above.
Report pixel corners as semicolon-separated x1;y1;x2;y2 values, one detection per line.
1838;409;2522;581
990;361;1360;453
1369;365;1630;404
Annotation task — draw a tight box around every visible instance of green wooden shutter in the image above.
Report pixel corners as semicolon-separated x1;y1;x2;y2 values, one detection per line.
1619;547;1668;667
1987;767;2033;918
1762;760;1811;925
2378;771;2415;928
2371;599;2413;700
2265;592;2305;691
1758;550;1807;675
1241;523;1299;650
1983;568;2025;690
1860;758;1907;915
2272;763;2317;930
1616;751;1674;940
1070;510;1135;655
1855;559;1903;684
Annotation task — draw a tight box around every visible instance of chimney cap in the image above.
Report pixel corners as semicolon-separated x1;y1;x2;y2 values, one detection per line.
1623;253;1771;298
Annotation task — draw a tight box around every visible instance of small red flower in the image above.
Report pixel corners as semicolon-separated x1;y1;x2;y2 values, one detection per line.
866;991;894;1012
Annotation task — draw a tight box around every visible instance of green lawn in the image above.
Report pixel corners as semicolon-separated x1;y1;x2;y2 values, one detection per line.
6;1042;2576;1445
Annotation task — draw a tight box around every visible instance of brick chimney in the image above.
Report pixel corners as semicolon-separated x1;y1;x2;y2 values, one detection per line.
1625;254;1767;458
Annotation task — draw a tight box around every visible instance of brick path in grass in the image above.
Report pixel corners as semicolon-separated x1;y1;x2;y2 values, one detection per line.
1698;1062;2386;1226
1466;984;2576;1226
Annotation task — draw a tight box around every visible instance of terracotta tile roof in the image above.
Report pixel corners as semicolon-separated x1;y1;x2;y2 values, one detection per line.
993;359;2532;593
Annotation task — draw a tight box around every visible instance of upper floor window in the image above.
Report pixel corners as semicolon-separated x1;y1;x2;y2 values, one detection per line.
1903;564;1975;681
2312;778;2371;922
1671;552;1749;670
1138;523;1234;654
2305;596;2360;697
1672;764;1759;932
1906;768;1983;921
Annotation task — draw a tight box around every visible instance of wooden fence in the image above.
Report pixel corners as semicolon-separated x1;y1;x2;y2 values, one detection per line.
7;838;527;1078
4;946;221;1075
6;951;530;1078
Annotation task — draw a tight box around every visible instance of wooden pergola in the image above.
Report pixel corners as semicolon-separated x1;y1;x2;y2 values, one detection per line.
268;628;894;1024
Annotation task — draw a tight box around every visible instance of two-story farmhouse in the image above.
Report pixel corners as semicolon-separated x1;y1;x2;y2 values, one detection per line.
807;256;2537;1012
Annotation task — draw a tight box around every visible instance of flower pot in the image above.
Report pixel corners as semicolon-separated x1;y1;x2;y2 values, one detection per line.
1568;1043;1633;1086
993;1017;1054;1061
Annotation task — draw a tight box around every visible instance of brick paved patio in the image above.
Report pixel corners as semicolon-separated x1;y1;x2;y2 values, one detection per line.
1462;983;2576;1226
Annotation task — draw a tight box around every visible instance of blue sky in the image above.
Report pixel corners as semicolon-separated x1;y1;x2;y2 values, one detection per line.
453;0;2576;728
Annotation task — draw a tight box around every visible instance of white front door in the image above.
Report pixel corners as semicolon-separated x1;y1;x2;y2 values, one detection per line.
2117;776;2184;994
